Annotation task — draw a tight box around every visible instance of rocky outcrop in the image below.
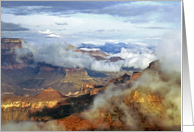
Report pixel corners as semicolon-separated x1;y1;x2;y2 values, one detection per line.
65;68;88;76
39;66;63;72
57;89;166;131
1;38;23;50
92;55;106;60
109;57;124;62
107;73;131;85
80;84;95;93
131;72;141;80
64;68;93;81
1;63;29;70
1;88;71;123
146;59;160;71
1;87;98;123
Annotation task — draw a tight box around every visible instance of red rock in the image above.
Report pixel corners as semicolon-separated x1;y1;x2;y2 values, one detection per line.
131;72;141;80
90;89;100;96
1;63;28;70
1;38;23;50
35;87;64;100
40;67;56;72
92;55;106;60
65;68;88;76
109;57;124;62
80;84;96;94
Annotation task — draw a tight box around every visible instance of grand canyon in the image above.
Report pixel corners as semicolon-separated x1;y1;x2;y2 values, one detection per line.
1;38;181;131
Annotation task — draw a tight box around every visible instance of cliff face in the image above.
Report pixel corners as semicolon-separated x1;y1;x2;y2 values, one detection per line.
65;68;89;78
58;90;165;131
1;38;34;70
39;65;63;72
1;87;93;123
1;38;23;50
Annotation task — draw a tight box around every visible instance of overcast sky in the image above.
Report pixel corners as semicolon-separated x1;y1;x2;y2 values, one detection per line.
1;1;181;47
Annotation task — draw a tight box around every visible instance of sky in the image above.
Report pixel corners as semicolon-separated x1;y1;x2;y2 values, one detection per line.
1;1;181;47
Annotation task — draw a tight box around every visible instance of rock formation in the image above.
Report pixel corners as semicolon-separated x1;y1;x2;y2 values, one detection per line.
56;60;181;131
1;38;23;50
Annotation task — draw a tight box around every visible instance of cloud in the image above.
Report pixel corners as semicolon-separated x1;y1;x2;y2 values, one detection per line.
15;40;156;72
80;48;100;51
136;26;169;29
38;29;60;38
156;31;181;74
146;37;161;40
96;29;105;32
95;29;120;33
55;22;68;25
1;1;181;25
1;120;65;131
20;41;96;69
1;21;29;31
1;1;126;15
38;29;52;34
45;34;60;38
12;30;180;73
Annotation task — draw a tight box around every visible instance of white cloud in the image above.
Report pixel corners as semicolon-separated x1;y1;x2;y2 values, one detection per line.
15;30;180;73
38;29;52;34
156;31;181;74
80;48;100;51
45;33;60;38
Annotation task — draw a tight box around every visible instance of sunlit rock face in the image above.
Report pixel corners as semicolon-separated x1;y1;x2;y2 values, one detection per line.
1;38;23;50
131;72;141;80
1;88;70;123
1;87;95;123
57;60;181;131
57;90;166;131
80;83;96;94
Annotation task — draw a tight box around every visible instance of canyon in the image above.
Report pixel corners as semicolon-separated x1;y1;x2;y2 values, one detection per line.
1;38;181;131
1;38;128;97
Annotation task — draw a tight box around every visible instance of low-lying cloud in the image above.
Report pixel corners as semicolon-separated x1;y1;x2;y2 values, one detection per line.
14;40;156;72
11;31;180;73
1;120;65;131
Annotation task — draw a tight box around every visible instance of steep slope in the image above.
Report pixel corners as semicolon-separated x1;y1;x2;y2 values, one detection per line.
1;87;94;123
57;60;181;131
51;68;98;94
